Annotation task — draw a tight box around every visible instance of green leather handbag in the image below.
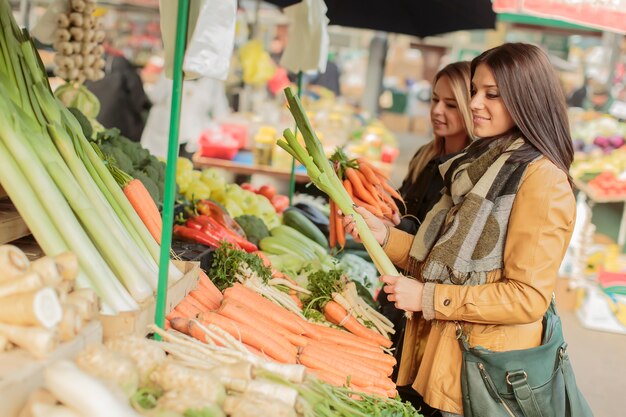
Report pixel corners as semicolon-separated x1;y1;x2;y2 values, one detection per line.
458;302;593;417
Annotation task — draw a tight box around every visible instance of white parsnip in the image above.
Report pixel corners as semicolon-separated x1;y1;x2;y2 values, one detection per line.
0;323;57;358
0;244;30;280
0;287;62;328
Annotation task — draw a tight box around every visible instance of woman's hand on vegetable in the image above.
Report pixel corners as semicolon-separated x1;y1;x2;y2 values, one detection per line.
380;211;401;227
341;205;388;245
380;275;424;312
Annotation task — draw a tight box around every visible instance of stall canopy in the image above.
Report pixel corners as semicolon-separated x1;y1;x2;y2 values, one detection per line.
265;0;497;37
493;0;626;35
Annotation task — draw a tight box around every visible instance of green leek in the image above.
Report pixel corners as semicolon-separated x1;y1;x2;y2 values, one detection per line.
279;87;399;277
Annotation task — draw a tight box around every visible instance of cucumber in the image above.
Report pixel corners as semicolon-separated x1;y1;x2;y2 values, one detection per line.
283;208;328;248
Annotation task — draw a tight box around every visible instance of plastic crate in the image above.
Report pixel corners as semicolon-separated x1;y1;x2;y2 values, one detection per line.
198;129;239;160
171;239;215;272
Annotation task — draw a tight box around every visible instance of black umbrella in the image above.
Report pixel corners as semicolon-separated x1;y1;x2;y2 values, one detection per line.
265;0;497;37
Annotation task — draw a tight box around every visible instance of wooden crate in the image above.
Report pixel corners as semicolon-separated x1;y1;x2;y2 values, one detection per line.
0;201;30;245
0;184;6;200
99;260;200;340
0;321;103;417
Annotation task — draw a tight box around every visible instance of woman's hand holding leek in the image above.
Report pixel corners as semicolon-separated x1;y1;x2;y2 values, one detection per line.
341;205;389;245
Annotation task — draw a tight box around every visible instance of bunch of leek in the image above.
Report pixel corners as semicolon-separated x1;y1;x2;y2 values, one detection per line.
277;87;399;278
0;1;181;312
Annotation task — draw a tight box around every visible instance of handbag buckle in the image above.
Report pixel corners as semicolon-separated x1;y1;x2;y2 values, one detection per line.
505;370;528;386
455;322;463;339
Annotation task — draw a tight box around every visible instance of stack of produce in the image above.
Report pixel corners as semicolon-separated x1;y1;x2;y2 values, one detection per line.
570;109;626;155
176;164;281;230
586;171;626;198
19;330;420;417
0;245;97;359
53;0;106;83
174;200;258;253
168;244;397;398
0;6;182;314
240;183;290;214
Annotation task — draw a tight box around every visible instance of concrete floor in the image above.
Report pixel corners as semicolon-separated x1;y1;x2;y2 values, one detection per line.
390;132;626;417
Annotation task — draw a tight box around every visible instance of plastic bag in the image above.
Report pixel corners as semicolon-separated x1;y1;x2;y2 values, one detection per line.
183;0;236;81
239;40;276;86
280;0;329;73
31;0;69;44
159;0;236;81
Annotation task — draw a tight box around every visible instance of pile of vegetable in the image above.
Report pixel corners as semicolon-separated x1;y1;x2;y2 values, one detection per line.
176;165;280;230
18;325;420;417
0;7;182;313
53;0;106;83
0;245;97;359
92;127;167;209
240;183;290;214
330;148;402;241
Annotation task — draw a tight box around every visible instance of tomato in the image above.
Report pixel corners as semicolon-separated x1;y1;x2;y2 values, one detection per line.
271;194;289;213
240;183;256;192
258;184;277;201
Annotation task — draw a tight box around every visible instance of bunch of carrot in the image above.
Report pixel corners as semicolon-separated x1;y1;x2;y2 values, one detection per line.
329;154;402;249
168;277;397;398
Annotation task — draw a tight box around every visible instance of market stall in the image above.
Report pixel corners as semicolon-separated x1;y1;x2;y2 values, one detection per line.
0;1;426;415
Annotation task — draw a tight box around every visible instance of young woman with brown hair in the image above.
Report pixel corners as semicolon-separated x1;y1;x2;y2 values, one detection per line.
344;43;576;416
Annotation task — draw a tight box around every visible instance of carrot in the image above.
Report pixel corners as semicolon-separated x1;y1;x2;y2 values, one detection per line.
323;301;392;348
329;200;337;248
169;317;191;335
198;270;224;303
290;292;303;309
173;303;202;319
181;294;210;313
357;162;381;185
312;323;382;350
308;369;350;387
253;251;272;268
380;180;403;201
223;284;308;335
335;202;346;249
303;343;384;379
351;195;383;217
357;158;389;180
298;347;381;388
166;308;186;322
376;184;400;213
190;289;220;310
124;178;162;244
307;341;393;376
317;341;396;366
216;299;298;356
197;312;297;364
343;179;354;200
345;168;380;209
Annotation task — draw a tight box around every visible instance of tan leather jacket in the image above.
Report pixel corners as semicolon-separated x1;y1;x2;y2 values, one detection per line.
383;158;576;414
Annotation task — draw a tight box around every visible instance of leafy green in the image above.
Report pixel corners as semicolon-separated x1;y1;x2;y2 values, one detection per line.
234;214;270;246
67;107;93;139
209;243;272;291
304;267;345;312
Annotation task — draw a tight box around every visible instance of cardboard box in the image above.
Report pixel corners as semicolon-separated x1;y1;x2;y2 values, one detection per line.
380;111;411;133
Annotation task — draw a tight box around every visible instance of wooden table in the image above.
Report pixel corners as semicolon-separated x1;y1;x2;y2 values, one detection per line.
574;179;626;249
192;151;311;183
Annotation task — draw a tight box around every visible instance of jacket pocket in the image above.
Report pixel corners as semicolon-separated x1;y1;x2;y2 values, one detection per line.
468;325;506;351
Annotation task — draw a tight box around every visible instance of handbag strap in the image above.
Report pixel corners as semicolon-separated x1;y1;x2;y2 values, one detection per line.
506;370;544;417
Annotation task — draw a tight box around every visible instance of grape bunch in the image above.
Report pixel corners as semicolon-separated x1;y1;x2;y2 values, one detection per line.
53;0;106;83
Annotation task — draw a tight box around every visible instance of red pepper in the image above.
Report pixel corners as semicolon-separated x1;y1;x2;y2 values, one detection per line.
193;215;256;252
196;200;246;237
173;225;221;248
186;219;203;230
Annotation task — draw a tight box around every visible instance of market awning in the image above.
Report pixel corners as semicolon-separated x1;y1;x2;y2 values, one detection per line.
265;0;497;37
493;0;626;35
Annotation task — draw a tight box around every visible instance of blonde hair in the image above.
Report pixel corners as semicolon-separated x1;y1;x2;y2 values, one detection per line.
407;61;474;183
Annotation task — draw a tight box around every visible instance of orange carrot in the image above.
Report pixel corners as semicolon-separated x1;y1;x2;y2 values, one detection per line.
376;184;400;213
124;178;162;244
308;369;350;387
190;289;220;310
380;180;403;201
323;301;392;348
317;341;396;366
216;299;298;356
346;168;380;208
174;303;202;319
351;195;383;217
303;344;384;379
357;158;389;180
166;308;186;322
198;270;224;303
343;179;354;200
312;324;382;350
329;200;337;248
357;162;381;185
307;341;393;376
182;294;210;313
170;317;191;335
253;251;272;268
335;204;346;249
225;284;322;339
198;312;297;364
298;347;381;388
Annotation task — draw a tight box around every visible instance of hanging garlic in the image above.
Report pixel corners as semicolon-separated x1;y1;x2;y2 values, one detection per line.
71;0;86;13
69;27;85;42
56;28;71;42
57;13;70;28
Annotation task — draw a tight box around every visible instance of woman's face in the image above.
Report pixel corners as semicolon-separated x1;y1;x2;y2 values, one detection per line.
430;75;466;140
470;64;516;138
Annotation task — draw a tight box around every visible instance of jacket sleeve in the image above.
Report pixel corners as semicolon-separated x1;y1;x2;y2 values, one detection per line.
423;160;576;324
382;227;415;270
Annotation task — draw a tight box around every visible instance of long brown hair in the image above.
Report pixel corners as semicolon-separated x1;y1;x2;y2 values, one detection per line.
407;61;474;183
470;43;573;181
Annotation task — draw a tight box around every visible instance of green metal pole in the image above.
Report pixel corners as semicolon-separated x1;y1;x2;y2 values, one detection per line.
288;71;304;204
154;0;190;338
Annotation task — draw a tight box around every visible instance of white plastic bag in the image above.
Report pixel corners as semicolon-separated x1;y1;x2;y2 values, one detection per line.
159;0;236;81
184;0;236;81
31;0;69;44
280;0;329;73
